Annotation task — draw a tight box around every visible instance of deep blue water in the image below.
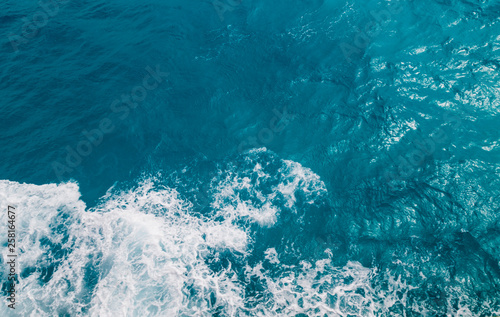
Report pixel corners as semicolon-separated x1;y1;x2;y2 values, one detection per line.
1;0;500;315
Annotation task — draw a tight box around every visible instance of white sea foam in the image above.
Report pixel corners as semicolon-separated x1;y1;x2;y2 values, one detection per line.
0;154;495;316
212;149;327;229
0;179;247;316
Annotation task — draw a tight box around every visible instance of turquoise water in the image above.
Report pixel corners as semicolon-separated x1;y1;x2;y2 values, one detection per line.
1;0;500;315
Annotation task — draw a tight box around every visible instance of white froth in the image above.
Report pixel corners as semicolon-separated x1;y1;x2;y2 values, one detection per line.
0;180;248;316
212;153;327;230
0;154;489;316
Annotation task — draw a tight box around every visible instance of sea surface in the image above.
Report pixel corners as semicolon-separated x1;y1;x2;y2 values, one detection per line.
1;0;500;316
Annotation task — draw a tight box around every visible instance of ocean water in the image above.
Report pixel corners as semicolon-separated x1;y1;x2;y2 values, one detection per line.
1;0;500;315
